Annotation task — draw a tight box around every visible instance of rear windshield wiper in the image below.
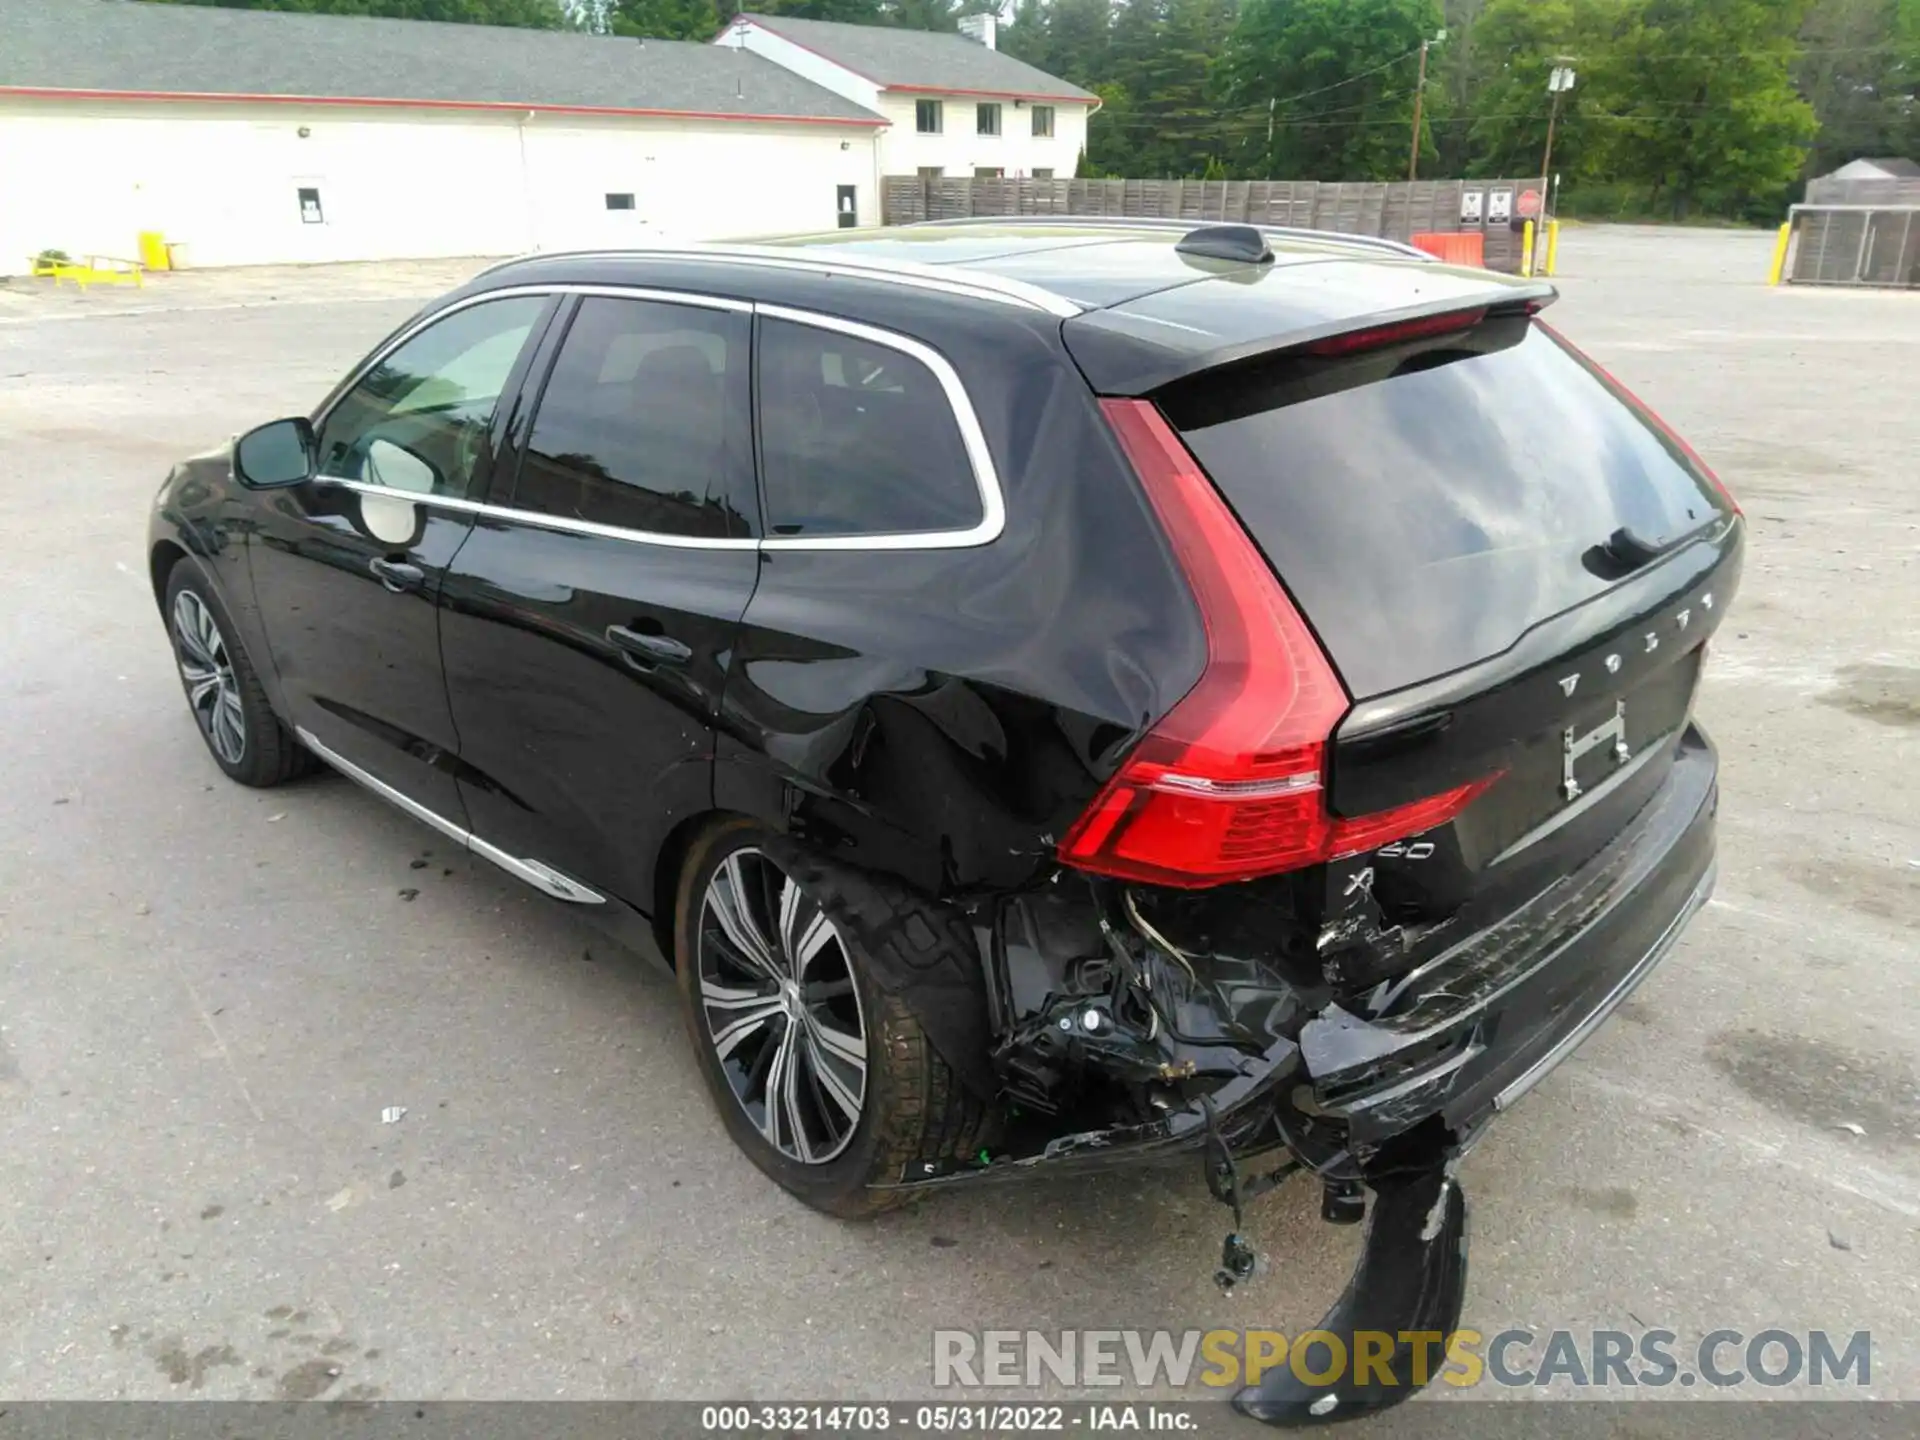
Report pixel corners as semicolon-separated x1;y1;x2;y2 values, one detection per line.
1584;525;1683;579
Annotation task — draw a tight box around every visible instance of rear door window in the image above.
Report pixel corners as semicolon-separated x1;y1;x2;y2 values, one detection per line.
755;316;984;540
510;296;755;538
1164;320;1729;698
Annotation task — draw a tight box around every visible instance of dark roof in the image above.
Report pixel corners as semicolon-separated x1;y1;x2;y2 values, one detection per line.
0;0;885;124
729;14;1095;101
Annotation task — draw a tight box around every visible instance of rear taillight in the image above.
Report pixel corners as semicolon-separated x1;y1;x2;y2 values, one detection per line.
1058;400;1491;889
1542;322;1741;516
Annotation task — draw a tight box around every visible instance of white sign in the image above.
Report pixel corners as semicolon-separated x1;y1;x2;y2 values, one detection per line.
1460;190;1484;225
1488;189;1513;224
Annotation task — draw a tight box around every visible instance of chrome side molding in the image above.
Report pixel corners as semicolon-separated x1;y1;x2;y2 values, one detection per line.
294;727;607;906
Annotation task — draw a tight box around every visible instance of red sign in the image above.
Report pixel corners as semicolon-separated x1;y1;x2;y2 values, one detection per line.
1518;188;1543;218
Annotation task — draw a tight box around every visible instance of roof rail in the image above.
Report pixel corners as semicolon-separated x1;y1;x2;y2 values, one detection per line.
909;214;1436;263
470;242;1083;317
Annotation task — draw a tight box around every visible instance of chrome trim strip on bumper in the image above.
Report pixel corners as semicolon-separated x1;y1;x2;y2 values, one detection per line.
1493;861;1715;1112
294;727;606;906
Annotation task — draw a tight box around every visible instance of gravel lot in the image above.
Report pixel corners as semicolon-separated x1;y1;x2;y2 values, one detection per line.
1;226;1915;1421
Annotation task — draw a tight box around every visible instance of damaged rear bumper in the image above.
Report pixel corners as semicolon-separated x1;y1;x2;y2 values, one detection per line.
889;732;1718;1424
1298;731;1717;1161
895;731;1718;1189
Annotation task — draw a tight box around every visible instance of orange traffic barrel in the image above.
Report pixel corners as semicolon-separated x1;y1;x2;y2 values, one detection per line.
1409;231;1485;267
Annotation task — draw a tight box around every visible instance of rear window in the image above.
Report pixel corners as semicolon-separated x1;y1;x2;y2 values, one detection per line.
1164;320;1728;699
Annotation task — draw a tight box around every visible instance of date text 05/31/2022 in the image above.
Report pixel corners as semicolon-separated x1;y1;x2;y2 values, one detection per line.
700;1405;1197;1431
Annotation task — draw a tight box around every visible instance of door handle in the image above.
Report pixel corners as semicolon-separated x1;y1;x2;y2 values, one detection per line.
369;557;425;593
606;624;693;666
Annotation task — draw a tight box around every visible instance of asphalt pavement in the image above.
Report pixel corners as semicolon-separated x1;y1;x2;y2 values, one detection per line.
0;227;1915;1420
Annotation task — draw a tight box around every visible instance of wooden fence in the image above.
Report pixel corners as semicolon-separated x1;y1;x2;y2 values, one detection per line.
880;175;1548;272
1805;175;1920;208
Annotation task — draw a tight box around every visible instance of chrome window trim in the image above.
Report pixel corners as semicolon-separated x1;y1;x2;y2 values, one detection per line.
472;245;1083;318
316;287;1010;554
753;303;1006;552
314;477;762;551
316;283;750;424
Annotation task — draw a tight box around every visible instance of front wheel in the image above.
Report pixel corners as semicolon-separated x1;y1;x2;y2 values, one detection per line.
164;563;313;788
674;821;994;1217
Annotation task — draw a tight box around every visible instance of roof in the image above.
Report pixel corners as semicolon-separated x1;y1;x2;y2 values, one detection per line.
469;221;1548;396
727;14;1095;102
1826;157;1920;179
0;0;885;125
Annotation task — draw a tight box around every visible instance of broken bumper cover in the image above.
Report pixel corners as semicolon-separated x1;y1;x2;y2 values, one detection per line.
1234;735;1716;1426
1299;731;1718;1156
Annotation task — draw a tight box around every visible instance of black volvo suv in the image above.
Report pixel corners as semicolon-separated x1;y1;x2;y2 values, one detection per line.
149;220;1741;1423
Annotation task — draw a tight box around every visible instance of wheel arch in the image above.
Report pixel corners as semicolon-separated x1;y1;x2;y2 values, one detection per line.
149;539;190;613
651;807;758;967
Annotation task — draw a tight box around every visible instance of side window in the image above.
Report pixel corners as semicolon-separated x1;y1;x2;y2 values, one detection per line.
317;296;545;498
757;316;985;540
510;296;753;539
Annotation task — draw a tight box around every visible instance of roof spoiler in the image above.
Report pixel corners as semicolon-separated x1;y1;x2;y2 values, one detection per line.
1066;282;1558;396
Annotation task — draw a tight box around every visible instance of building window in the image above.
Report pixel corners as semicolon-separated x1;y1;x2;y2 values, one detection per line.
1031;105;1055;138
1033;168;1055;180
974;167;1004;179
916;99;942;134
918;166;945;179
976;103;1001;136
297;186;324;224
605;193;635;211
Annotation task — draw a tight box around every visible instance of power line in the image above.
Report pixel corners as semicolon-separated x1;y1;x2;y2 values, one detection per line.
1254;44;1426;110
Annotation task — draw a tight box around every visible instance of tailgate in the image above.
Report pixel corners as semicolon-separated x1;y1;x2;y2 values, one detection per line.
1154;308;1743;903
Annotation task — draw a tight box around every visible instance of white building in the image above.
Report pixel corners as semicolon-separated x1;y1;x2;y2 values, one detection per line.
0;0;891;275
718;12;1096;184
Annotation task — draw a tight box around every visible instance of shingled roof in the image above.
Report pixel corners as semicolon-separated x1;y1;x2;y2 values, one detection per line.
0;0;886;125
727;13;1096;102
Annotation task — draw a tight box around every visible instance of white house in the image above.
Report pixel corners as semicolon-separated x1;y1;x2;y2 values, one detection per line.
0;0;889;275
718;12;1096;185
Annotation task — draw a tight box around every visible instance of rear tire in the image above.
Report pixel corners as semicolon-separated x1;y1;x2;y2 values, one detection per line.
163;562;314;788
674;819;994;1218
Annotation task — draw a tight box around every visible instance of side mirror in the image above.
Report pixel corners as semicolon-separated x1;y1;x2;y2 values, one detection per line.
234;417;317;488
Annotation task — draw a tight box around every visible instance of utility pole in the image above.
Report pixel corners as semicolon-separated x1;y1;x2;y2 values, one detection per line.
1407;41;1430;181
1541;63;1576;217
1407;29;1446;182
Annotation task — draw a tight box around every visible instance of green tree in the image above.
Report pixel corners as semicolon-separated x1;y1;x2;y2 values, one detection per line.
1797;0;1920;175
608;0;717;38
1583;0;1817;218
1461;0;1589;179
745;0;886;22
1219;0;1444;179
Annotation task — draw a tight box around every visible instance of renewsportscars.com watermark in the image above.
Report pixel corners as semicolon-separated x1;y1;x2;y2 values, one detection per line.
933;1328;1873;1391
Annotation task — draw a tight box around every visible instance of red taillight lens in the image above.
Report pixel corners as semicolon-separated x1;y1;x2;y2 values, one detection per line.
1541;321;1741;517
1059;401;1490;888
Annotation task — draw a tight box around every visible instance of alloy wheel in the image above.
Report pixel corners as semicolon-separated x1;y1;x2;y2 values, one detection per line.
172;590;247;766
697;848;868;1165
